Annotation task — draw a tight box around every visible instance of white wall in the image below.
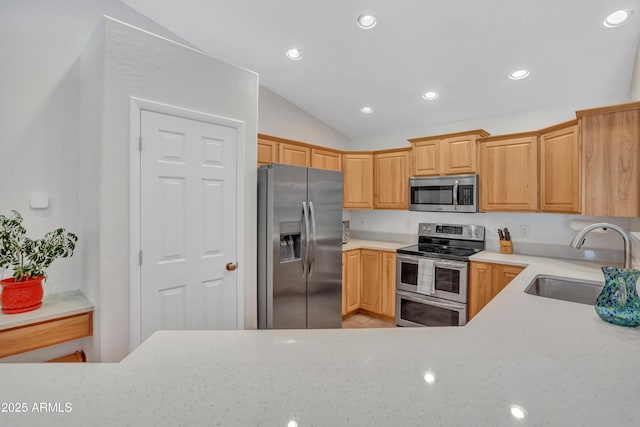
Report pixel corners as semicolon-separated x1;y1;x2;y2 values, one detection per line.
0;0;197;362
84;18;257;362
631;37;640;101
258;86;347;149
346;94;629;151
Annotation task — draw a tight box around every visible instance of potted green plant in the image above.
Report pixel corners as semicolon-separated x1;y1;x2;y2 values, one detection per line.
0;210;77;314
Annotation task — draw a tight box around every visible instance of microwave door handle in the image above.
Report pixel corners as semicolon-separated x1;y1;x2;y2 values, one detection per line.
453;180;459;209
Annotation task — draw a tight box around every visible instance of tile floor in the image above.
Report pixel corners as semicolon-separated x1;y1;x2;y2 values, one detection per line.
342;313;396;328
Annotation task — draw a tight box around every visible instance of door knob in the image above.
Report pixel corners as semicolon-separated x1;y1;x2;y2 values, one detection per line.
226;262;238;271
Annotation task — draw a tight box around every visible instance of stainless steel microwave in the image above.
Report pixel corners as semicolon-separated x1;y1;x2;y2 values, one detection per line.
409;175;478;213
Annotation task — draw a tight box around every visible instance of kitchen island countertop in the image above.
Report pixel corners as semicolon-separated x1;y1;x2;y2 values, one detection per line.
1;252;639;426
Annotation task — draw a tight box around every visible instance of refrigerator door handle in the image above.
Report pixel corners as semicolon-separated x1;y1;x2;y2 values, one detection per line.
302;201;310;277
308;201;317;276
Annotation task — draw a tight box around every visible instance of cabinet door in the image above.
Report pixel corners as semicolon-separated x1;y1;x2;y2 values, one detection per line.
257;138;278;167
580;107;640;217
381;251;396;318
311;148;342;171
343;154;374;209
492;264;525;297
359;249;382;313
539;125;580;213
442;135;477;175
374;150;410;209
412;140;440;176
342;252;347;316
345;250;361;313
468;261;493;321
478;136;538;212
279;142;311;167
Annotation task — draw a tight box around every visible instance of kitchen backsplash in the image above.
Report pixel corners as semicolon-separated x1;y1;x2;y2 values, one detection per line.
631;232;640;270
345;210;631;265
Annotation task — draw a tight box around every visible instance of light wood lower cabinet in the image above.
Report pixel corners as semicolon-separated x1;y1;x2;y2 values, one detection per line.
342;249;396;319
468;261;524;320
360;250;382;313
344;250;361;314
381;251;396;318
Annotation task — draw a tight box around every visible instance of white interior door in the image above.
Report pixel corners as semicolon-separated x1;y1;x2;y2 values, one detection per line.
140;110;238;342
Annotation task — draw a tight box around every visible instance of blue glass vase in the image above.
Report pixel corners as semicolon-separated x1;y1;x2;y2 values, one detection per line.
595;267;640;327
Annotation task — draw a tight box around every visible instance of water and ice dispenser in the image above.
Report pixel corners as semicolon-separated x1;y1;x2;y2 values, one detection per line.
279;221;301;262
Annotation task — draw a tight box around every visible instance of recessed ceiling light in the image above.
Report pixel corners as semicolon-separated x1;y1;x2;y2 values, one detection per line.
357;14;377;29
603;10;632;27
508;69;530;80
422;91;439;100
360;106;374;114
285;48;303;61
510;405;528;420
287;421;298;427
423;372;436;384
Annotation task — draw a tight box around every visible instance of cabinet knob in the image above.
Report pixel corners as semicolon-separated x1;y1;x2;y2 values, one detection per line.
226;262;238;271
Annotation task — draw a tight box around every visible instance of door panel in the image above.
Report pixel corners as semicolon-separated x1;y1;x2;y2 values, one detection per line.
269;164;309;328
307;167;343;328
140;110;237;341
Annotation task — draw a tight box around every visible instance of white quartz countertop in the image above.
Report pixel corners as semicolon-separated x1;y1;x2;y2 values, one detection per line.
1;253;640;426
342;238;412;251
0;290;94;330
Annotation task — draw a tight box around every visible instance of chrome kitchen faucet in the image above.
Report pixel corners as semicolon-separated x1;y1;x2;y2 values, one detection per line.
569;222;632;269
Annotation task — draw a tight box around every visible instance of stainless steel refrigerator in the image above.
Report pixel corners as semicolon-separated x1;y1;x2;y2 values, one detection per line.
258;163;343;329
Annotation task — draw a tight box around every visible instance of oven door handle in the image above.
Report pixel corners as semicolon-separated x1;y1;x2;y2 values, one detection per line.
434;259;467;269
397;290;465;311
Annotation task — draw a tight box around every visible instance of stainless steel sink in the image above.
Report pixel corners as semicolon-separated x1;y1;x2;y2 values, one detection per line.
524;275;604;305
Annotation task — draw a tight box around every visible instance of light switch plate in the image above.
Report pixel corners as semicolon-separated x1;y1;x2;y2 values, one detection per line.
30;192;49;209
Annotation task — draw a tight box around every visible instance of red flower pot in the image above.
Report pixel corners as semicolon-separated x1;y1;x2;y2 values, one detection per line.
0;276;44;314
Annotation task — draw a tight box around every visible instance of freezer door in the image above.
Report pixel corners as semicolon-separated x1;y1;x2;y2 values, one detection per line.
259;164;309;329
307;168;343;328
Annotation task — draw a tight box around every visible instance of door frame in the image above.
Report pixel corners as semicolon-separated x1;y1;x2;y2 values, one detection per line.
128;97;246;351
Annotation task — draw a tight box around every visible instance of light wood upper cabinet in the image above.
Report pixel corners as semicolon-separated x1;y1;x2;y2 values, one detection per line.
539;122;581;213
478;133;538;212
412;140;440;176
359;249;382;313
343;153;374;209
468;261;524;321
344;250;361;314
409;130;489;177
311;148;341;171
374;149;410;209
578;102;640;217
279;142;310;167
257;138;278;167
442;134;480;175
381;251;396;318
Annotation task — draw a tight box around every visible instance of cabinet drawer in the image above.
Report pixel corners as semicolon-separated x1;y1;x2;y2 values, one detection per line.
0;311;93;358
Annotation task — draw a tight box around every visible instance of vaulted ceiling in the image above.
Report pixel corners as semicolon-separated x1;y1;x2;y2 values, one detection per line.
121;0;640;138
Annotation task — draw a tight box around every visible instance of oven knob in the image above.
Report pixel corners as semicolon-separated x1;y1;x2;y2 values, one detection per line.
426;226;432;232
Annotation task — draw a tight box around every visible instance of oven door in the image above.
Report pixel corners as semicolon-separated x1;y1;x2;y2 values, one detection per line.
396;255;468;304
395;290;467;327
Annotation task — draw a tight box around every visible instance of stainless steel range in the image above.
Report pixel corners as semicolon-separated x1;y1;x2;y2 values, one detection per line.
396;223;485;327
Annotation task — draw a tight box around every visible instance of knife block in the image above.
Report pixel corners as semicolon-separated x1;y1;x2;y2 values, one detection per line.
499;240;513;254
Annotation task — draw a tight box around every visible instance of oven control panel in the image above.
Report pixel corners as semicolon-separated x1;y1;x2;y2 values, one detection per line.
419;223;484;241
